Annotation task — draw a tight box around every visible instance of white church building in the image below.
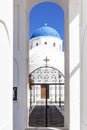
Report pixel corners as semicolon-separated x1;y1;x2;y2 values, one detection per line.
29;25;64;105
1;0;87;130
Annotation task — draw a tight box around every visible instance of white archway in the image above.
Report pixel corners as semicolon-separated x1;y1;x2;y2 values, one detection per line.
13;0;69;129
13;0;81;130
28;0;69;129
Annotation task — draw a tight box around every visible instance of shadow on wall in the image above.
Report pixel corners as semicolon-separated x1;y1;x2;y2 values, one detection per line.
0;20;10;43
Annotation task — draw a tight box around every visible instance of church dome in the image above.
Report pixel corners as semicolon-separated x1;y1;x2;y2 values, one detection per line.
30;26;60;39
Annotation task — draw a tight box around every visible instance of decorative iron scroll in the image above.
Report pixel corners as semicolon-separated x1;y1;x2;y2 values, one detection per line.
29;66;64;85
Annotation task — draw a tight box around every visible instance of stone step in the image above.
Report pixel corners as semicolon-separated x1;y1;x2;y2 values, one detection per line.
25;127;68;130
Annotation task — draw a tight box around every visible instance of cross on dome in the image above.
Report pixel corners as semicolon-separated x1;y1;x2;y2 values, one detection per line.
45;23;47;26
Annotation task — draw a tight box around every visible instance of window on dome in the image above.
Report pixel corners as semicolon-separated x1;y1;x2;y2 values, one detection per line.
36;43;38;46
45;42;47;45
53;42;56;46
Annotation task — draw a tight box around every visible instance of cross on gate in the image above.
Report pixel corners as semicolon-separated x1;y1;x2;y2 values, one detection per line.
43;56;50;67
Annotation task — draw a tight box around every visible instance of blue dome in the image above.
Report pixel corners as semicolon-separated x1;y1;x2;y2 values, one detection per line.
30;26;60;39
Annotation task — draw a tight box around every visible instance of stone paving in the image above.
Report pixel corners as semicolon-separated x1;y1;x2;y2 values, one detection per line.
29;105;64;127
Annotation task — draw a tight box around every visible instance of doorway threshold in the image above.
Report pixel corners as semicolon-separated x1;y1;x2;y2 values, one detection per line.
25;127;68;130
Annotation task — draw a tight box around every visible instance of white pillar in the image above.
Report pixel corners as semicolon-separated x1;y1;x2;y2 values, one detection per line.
69;1;80;130
13;0;29;130
81;0;87;130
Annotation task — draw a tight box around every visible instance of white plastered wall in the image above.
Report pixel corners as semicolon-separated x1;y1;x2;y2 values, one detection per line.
0;0;13;130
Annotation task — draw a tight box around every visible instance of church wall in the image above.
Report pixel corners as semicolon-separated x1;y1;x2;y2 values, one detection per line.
40;37;62;51
80;0;87;130
0;0;13;130
29;37;62;52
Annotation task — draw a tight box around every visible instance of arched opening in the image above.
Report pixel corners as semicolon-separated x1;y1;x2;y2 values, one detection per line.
13;0;70;130
28;2;65;128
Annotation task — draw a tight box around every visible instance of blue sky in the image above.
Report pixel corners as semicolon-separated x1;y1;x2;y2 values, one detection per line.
29;2;64;50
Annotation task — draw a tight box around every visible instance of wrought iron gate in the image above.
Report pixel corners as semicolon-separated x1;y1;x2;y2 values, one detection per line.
29;66;65;127
29;66;64;85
